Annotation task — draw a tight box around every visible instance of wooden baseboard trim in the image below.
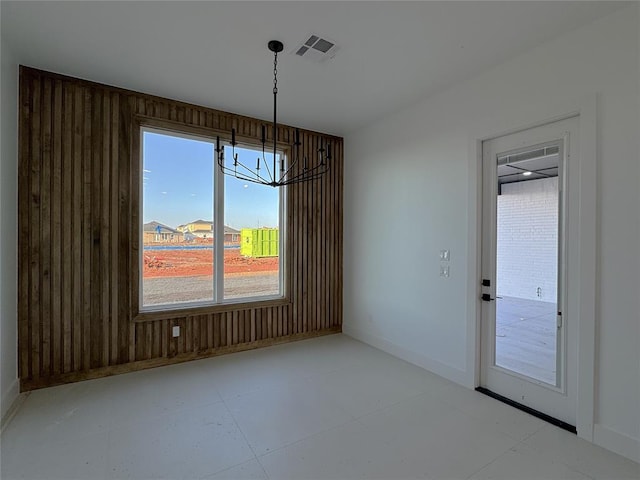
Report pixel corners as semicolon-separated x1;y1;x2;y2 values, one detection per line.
21;327;341;392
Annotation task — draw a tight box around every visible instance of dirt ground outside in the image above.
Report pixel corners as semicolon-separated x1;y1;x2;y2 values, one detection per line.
142;244;280;305
143;245;278;278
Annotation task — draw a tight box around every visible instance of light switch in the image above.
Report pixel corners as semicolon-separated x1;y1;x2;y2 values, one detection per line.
440;265;450;278
172;325;180;337
440;249;450;261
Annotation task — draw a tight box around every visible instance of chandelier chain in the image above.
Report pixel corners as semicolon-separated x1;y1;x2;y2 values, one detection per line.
273;52;278;95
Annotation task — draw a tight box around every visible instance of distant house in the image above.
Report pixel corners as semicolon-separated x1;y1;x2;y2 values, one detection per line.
143;221;183;244
224;226;240;244
177;219;212;239
177;220;240;243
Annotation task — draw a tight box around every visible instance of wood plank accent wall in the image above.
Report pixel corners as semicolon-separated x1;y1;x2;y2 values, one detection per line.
18;67;343;391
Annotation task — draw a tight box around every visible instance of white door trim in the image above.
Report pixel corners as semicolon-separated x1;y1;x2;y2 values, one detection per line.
467;94;597;442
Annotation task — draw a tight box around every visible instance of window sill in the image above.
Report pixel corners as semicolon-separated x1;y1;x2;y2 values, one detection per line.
133;296;291;323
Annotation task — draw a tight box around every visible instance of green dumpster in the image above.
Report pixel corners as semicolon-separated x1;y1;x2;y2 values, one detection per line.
240;228;279;258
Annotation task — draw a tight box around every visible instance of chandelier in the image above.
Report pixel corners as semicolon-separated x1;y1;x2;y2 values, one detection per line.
216;40;330;187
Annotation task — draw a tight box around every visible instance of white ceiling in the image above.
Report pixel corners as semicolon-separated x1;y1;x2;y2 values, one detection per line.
1;1;628;136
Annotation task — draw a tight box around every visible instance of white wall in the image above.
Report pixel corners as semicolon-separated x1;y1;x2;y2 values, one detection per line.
344;5;639;461
0;35;19;421
497;177;558;303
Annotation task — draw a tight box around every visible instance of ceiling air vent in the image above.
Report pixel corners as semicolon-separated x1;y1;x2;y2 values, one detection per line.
497;145;560;166
293;34;339;63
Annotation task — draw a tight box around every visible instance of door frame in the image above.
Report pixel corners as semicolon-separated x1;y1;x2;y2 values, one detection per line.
467;94;597;442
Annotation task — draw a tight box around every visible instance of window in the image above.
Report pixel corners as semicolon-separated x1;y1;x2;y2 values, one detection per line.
141;128;284;310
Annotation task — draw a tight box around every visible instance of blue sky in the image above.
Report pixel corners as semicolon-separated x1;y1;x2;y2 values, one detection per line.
143;131;279;230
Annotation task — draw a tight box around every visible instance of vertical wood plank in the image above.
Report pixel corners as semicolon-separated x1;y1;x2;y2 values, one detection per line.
320;144;327;330
313;136;319;333
201;315;208;352
72;85;83;371
116;96;131;364
255;308;262;341
161;319;168;358
338;141;343;325
151;321;160;358
331;139;338;327
228;311;234;346
214;314;221;348
238;309;245;344
244;310;251;343
303;133;311;333
61;82;73;373
89;88;104;369
232;310;239;345
185;316;193;353
222;311;228;347
167;321;175;357
82;86;93;371
110;92;120;364
40;77;52;377
285;163;292;337
30;74;42;380
135;323;143;360
18;71;31;379
101;89;111;368
250;309;256;342
145;321;153;359
51;79;63;375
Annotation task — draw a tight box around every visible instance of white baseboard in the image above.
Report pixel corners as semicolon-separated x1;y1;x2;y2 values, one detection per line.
343;327;639;465
593;423;640;463
342;324;470;387
1;378;24;432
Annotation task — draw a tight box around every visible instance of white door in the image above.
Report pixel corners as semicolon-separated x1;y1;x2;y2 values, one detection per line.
480;116;578;426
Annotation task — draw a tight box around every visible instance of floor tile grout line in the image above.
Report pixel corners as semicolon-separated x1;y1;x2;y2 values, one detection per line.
247;382;456;461
215;365;376;477
518;424;603;480
253;416;368;461
519;424;615;480
430;387;550;445
349;388;447;423
463;425;555;480
102;397;228;436
463;444;515;480
197;457;266;480
219;394;270;479
214;362;363;403
219;378;451;464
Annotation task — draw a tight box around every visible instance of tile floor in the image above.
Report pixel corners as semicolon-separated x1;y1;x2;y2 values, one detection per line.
1;334;638;480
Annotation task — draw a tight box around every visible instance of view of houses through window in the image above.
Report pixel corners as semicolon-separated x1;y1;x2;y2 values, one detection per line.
141;130;282;309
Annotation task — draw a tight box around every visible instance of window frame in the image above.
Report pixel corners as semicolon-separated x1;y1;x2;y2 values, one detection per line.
133;118;289;321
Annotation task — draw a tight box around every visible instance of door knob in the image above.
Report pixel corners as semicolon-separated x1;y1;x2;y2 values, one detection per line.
481;293;495;302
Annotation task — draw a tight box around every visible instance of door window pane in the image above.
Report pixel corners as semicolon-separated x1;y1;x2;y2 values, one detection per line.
495;150;560;385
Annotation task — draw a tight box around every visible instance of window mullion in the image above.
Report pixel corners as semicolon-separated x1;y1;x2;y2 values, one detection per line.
213;146;225;303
